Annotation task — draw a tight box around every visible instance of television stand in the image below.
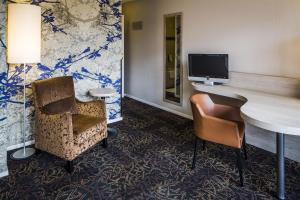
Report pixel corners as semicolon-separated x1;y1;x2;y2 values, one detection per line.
198;81;223;86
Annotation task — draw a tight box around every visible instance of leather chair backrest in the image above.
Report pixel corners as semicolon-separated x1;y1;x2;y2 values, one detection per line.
190;93;215;133
190;93;214;117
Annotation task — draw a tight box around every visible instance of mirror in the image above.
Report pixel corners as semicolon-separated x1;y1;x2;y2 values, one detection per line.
164;13;182;105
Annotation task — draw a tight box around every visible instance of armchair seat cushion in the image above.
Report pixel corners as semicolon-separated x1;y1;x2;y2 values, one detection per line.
72;114;106;144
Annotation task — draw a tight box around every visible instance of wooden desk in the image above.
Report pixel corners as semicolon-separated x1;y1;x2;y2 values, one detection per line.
192;82;300;200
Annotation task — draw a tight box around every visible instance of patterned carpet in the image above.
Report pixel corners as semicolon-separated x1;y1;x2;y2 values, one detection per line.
0;97;300;200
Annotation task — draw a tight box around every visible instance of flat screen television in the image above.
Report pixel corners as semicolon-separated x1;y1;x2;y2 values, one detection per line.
188;54;229;84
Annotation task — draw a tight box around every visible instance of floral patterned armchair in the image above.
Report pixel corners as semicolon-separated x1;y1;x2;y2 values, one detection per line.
32;76;107;172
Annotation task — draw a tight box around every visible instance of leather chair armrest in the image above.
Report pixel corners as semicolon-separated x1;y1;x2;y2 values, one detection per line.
198;115;242;148
75;99;106;119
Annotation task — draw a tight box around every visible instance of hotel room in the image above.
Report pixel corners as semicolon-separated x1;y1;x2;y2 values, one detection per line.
0;0;299;199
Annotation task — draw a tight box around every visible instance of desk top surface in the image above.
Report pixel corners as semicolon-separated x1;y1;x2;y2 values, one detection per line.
192;82;300;136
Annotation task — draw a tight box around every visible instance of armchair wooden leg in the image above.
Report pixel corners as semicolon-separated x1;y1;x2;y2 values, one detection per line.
192;136;198;169
102;138;108;148
235;149;244;187
242;135;247;160
65;160;74;173
35;149;41;155
202;140;206;150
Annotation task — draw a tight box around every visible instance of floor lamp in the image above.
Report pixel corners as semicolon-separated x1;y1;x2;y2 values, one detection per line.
7;4;41;159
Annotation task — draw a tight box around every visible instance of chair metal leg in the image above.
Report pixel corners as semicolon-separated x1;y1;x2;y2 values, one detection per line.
202;140;206;150
65;160;74;173
192;136;198;169
242;135;247;160
235;149;244;187
102;138;108;148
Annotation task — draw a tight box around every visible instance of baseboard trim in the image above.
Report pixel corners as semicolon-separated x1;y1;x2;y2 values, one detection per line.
108;117;123;124
125;94;193;120
0;170;9;178
7;140;35;151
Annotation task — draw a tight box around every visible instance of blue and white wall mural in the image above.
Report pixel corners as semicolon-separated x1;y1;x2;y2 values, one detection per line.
0;0;8;175
0;0;123;175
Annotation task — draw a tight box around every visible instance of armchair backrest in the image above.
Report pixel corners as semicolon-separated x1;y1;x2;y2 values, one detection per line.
191;93;221;135
190;94;210;133
191;93;244;148
32;76;76;114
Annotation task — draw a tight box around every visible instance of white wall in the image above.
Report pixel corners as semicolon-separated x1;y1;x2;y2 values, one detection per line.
123;0;300;161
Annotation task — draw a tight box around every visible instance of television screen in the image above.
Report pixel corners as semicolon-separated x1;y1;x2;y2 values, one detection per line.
188;54;228;79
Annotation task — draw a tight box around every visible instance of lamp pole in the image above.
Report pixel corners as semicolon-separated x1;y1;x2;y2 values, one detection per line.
11;64;35;159
7;4;41;159
22;63;27;155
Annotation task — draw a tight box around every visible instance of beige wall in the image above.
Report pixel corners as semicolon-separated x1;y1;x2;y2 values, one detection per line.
123;0;300;161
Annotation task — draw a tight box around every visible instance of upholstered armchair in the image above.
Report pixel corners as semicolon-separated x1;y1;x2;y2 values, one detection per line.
32;76;107;172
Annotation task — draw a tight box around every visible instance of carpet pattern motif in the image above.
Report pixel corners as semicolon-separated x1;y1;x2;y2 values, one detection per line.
0;97;300;199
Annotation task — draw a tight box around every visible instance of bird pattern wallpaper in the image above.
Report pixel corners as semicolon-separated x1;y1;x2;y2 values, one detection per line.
0;0;8;175
0;0;123;175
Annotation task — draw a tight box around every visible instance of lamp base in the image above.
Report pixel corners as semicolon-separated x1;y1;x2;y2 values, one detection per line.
11;147;36;160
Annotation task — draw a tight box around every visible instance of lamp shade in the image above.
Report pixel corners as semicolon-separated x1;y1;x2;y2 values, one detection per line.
7;4;41;64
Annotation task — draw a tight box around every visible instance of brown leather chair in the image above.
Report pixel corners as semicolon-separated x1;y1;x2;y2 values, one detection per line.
190;93;247;186
32;76;108;172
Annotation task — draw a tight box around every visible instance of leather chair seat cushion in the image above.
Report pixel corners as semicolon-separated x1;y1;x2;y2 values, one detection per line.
41;97;75;114
72;114;106;144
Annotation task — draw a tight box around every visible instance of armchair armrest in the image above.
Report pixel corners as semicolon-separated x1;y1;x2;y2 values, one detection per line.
75;99;106;119
197;115;242;148
35;111;74;160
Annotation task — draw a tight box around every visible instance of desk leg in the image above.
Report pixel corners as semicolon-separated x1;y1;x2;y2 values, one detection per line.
276;132;285;200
